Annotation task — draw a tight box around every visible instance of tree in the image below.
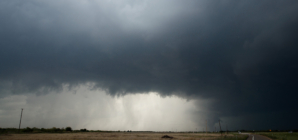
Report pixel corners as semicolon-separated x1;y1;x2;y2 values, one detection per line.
66;127;72;131
80;128;87;132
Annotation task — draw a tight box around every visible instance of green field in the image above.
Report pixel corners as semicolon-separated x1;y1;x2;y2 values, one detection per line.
258;132;298;140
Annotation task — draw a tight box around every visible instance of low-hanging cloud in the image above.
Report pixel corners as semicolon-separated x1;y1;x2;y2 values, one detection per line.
1;0;298;130
0;84;201;131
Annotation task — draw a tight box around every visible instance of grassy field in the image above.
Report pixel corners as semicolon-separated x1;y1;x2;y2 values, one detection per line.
0;132;248;140
257;132;298;140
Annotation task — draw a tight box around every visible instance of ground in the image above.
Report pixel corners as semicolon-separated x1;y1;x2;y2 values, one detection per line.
0;132;248;140
257;132;298;140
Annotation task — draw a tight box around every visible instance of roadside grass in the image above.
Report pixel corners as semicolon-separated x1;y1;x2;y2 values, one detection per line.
213;134;248;140
257;132;298;140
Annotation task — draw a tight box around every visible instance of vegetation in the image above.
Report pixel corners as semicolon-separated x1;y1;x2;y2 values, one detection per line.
0;127;296;140
0;127;69;134
258;132;298;140
80;128;88;132
65;127;72;131
0;132;251;140
213;134;248;140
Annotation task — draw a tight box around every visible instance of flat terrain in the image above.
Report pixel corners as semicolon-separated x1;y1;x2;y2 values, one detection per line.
257;132;298;140
0;132;246;140
247;134;271;140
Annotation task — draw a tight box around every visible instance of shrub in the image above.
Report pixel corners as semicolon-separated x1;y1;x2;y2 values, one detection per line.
80;128;87;132
65;127;72;131
22;127;33;133
52;127;61;132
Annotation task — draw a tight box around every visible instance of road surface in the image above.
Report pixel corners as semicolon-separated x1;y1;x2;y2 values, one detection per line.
247;134;271;140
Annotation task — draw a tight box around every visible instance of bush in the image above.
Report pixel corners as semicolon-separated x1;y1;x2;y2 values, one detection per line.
65;127;72;131
51;127;61;132
80;128;87;132
22;127;34;133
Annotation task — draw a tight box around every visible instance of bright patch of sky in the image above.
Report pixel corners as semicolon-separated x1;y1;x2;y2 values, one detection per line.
0;84;200;131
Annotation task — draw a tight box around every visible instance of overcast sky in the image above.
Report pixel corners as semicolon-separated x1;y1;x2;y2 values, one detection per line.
1;0;298;131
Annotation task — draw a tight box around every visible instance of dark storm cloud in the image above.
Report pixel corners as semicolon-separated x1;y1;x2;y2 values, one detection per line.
1;0;298;129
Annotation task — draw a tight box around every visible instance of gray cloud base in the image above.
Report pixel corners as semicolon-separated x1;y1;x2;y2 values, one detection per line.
1;0;298;130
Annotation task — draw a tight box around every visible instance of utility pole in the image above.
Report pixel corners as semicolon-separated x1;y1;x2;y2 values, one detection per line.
218;120;222;136
226;124;228;134
215;126;216;132
19;108;23;132
206;120;208;133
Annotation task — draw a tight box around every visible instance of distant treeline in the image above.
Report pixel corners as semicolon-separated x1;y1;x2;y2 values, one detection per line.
0;127;94;133
0;127;142;134
238;129;298;132
0;127;297;134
